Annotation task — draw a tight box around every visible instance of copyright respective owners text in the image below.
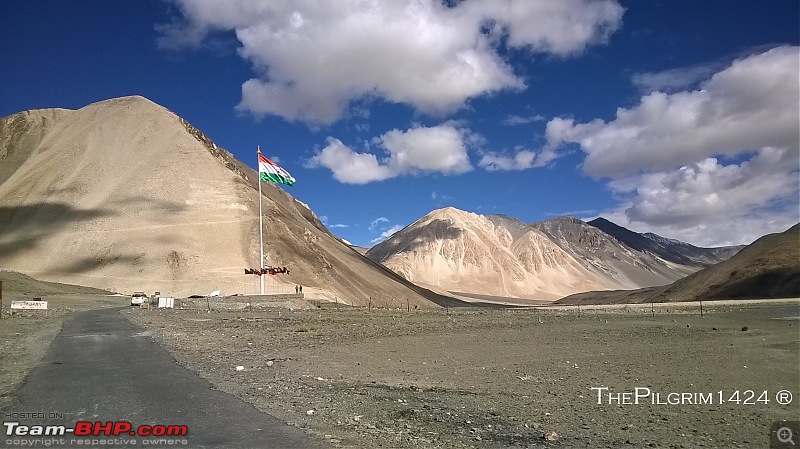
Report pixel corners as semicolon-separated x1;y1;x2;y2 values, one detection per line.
590;386;794;406
3;412;189;447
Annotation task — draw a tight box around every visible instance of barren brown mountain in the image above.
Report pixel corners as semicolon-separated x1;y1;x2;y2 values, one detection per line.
557;223;800;304
588;217;744;267
366;208;702;300
0;96;441;307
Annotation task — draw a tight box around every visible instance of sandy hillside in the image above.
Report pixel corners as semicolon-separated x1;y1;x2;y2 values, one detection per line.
0;96;439;307
367;208;698;300
557;223;800;304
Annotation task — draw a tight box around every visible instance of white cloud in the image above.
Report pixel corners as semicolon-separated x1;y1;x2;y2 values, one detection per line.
368;217;389;231
546;46;800;178
466;0;623;54
478;143;563;171
160;0;623;124
306;137;393;184
370;224;404;244
479;149;536;171
544;46;800;246
432;191;454;201
503;114;545;125
328;224;349;229
631;62;721;93
600;148;799;246
308;124;472;184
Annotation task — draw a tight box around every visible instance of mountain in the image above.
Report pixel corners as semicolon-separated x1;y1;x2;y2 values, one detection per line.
366;208;699;300
556;224;800;304
0;96;441;307
588;217;743;267
366;208;603;300
529;216;695;288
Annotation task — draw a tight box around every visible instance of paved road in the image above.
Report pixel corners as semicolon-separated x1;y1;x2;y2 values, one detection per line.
2;308;326;448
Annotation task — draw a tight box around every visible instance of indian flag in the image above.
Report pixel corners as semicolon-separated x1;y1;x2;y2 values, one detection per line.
258;154;296;186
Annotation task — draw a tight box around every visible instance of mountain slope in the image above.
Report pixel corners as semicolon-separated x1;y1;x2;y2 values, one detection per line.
557;224;800;304
588;217;743;266
0;96;440;307
366;208;603;299
366;208;697;300
530;216;694;288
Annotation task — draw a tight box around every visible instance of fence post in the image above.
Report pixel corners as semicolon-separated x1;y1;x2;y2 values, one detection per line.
700;300;704;318
651;302;654;318
369;297;372;312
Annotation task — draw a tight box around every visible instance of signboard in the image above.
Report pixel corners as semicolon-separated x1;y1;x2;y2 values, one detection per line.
11;300;48;310
158;297;175;309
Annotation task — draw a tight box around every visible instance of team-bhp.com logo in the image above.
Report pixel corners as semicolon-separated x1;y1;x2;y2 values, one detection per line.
5;420;188;437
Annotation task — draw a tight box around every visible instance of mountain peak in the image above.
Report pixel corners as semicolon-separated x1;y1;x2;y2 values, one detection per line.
426;206;472;219
588;217;743;267
0;97;443;307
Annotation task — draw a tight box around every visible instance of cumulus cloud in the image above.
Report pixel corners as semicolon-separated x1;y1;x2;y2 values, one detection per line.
546;46;799;178
159;0;623;124
547;46;800;246
308;125;472;184
609;147;798;233
306;137;393;184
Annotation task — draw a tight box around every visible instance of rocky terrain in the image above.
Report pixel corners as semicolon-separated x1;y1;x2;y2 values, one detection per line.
127;301;800;448
1;271;796;448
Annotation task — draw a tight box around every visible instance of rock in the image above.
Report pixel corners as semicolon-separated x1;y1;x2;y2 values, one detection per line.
306;409;315;415
544;429;559;441
266;360;274;367
235;365;245;371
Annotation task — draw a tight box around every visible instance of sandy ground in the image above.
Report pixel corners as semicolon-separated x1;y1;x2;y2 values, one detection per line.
0;294;128;409
124;300;799;448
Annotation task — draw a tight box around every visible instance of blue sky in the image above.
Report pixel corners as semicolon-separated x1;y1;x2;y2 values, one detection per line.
1;0;798;248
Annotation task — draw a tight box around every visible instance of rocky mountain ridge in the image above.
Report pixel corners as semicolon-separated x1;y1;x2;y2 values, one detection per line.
367;207;740;300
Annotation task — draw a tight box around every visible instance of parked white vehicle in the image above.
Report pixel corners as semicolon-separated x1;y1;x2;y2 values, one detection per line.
131;292;148;306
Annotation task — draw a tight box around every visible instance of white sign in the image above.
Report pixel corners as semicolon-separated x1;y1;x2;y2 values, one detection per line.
158;297;175;309
11;300;48;310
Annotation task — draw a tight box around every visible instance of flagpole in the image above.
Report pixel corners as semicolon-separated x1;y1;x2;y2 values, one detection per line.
257;146;265;295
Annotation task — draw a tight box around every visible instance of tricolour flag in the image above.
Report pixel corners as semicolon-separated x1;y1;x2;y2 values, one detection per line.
258;154;296;186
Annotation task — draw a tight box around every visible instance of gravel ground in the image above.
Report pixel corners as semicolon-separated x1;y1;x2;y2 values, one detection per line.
126;301;799;448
